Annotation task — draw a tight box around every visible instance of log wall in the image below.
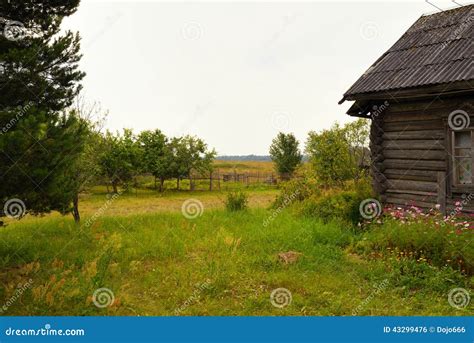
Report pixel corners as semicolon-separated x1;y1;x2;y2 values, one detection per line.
371;95;474;214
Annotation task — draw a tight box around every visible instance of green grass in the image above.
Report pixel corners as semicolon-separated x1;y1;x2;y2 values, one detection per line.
0;200;471;316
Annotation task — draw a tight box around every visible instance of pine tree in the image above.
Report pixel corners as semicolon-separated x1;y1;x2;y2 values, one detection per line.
0;1;86;220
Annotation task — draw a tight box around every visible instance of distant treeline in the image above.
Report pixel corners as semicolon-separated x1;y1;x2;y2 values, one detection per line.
216;155;271;161
217;155;309;162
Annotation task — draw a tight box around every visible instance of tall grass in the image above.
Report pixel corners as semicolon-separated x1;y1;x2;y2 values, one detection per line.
0;207;469;316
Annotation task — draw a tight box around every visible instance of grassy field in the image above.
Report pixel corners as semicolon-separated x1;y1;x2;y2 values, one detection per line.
0;185;471;316
213;160;275;174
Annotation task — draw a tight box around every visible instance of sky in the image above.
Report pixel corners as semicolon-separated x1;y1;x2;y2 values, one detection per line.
61;0;464;155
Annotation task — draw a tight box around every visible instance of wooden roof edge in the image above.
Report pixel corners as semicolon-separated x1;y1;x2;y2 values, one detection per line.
342;80;473;104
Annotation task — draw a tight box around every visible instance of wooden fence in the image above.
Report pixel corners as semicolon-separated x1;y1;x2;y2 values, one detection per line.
188;170;279;191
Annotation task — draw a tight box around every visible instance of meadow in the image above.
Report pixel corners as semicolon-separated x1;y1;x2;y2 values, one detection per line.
0;161;472;316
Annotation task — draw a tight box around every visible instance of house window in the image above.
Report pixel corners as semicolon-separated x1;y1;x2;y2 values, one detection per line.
452;130;473;185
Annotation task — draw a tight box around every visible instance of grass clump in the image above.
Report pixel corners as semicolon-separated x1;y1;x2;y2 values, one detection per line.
225;190;248;212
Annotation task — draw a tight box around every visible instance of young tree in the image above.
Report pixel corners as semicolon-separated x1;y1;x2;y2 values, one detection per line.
69;97;108;223
169;135;216;190
138;129;171;191
269;132;302;180
305;119;370;187
99;130;140;193
306;124;351;187
0;1;85;220
344;119;370;181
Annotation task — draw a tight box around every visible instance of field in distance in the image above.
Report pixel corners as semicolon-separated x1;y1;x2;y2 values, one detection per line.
213;160;275;174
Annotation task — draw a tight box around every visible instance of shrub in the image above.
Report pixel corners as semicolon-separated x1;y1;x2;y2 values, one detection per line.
302;190;360;225
272;164;320;209
300;181;373;225
225;191;248;212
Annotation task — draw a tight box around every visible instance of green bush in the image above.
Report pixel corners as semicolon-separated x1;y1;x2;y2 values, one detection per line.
305;119;369;187
302;190;360;224
300;181;373;225
272;164;320;209
225;190;248;212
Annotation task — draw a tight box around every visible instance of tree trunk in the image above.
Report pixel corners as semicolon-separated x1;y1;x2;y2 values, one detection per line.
154;176;157;190
177;178;180;190
72;194;80;224
159;177;165;192
112;181;118;194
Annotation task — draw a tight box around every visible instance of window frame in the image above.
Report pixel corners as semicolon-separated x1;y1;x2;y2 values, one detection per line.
450;129;474;189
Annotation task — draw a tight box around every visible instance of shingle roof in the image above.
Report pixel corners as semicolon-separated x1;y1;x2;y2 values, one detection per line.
342;4;474;100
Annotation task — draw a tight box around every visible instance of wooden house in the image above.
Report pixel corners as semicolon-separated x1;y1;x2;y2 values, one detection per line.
339;5;473;214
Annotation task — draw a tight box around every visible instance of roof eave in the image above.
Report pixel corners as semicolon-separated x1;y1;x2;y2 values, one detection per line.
341;80;474;104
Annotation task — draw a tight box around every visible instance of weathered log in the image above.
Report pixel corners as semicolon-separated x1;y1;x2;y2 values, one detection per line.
382;140;444;150
384;169;438;182
383;120;442;132
383;159;446;171
383;149;445;160
385;179;438;192
383;130;444;140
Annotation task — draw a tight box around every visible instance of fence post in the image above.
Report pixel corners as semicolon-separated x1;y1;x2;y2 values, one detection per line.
209;172;213;191
437;171;447;216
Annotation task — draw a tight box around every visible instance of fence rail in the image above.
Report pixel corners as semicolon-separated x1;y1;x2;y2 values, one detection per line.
188;170;279;191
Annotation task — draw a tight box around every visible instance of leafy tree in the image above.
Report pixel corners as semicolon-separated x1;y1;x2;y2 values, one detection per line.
138;129;171;191
69;97;108;222
306;124;351;186
344;119;370;181
269;132;302;180
305;119;369;187
99;129;140;193
0;1;85;220
169;135;216;190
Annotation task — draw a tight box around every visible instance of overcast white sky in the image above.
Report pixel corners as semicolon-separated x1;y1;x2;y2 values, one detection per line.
62;0;465;155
